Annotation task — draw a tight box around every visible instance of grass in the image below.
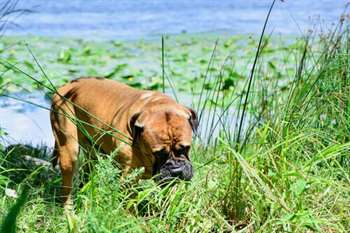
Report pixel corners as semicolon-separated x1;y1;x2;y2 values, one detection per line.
1;9;350;233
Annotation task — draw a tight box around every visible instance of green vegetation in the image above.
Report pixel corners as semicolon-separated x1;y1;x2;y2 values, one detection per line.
1;20;350;233
0;34;298;95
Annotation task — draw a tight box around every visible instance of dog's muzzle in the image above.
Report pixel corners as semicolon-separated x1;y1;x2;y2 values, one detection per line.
155;159;193;182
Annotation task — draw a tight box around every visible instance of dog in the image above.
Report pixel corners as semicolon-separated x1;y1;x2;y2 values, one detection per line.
50;77;198;205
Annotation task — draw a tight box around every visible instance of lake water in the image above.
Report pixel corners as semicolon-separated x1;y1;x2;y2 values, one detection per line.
0;92;53;146
5;0;349;40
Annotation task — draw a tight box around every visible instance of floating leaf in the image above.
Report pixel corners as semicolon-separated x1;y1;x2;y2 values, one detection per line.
23;60;35;71
147;82;161;90
128;81;142;88
58;49;72;64
105;64;128;79
68;68;78;74
121;74;134;80
82;46;91;56
222;78;235;90
199;59;207;64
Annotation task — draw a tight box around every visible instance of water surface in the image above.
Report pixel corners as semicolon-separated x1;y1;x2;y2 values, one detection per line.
0;92;53;146
5;0;349;40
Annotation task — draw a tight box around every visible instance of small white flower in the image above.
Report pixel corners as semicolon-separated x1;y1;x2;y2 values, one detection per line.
5;188;18;198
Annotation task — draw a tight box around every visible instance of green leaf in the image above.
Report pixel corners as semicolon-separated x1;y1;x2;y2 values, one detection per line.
58;49;72;64
128;81;142;88
121;75;134;80
222;78;235;90
291;179;307;196
23;60;35;71
82;46;91;56
105;64;128;79
147;82;161;90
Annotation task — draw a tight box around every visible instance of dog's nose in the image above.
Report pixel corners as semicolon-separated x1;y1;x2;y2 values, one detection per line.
164;159;175;167
165;159;185;168
165;159;192;179
164;159;183;176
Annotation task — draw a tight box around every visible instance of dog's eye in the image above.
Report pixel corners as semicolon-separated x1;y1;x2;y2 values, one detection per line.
176;145;190;157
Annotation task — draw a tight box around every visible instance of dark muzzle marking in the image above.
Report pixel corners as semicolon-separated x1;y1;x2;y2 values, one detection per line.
154;158;193;182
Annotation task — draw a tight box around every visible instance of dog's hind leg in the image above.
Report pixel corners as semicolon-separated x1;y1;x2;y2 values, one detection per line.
51;98;79;208
76;135;96;187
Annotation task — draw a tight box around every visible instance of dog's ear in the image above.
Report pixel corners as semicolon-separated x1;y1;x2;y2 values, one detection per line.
130;112;144;145
187;108;199;133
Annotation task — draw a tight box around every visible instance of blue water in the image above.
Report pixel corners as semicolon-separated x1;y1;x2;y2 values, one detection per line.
0;92;53;146
4;0;349;39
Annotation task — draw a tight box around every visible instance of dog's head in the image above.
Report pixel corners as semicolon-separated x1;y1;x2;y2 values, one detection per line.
130;105;198;182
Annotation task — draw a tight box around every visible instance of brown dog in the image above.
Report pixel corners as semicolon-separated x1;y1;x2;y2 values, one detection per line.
50;77;198;205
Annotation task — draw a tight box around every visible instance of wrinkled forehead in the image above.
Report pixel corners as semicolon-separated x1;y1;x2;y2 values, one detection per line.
143;110;193;148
